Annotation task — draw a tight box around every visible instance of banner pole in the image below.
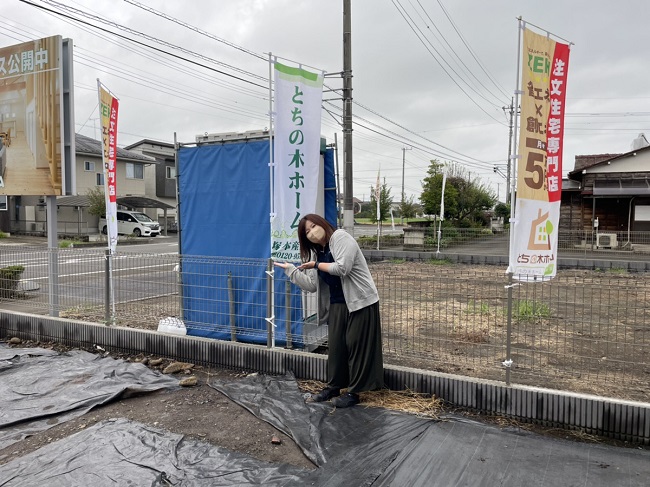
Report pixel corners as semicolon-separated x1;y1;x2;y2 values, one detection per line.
507;18;524;274
504;17;524;380
268;53;276;348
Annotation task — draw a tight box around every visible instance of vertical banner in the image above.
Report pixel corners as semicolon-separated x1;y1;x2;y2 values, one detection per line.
98;80;119;253
510;27;570;279
272;62;323;261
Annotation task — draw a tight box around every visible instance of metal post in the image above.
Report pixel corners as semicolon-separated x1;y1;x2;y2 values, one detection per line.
505;98;514;205
228;271;237;342
104;248;111;324
400;147;411;224
334;133;342;228
266;258;275;348
342;0;354;235
507;18;524;273
46;196;59;317
505;272;514;385
285;279;293;349
174;132;184;322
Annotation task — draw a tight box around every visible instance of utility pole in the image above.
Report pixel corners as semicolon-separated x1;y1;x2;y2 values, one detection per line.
342;0;354;234
401;146;411;224
504;97;514;205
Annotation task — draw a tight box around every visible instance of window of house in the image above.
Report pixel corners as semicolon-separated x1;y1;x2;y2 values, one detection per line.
0;195;7;211
96;173;104;185
126;163;144;179
84;161;95;171
166;166;176;179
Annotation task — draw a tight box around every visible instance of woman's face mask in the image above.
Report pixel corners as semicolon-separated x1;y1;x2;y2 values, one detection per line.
306;223;326;244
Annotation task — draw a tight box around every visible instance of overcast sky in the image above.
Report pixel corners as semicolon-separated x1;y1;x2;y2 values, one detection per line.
4;0;649;203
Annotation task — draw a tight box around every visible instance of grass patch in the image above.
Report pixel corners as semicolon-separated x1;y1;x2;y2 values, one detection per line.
465;300;491;315
426;257;453;265
390;258;406;264
608;267;627;274
0;231;8;239
515;299;551;320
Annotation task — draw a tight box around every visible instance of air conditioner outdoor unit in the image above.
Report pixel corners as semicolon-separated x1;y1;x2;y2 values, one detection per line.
596;232;618;249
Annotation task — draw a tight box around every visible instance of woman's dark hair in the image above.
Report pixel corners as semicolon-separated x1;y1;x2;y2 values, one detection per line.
297;214;335;262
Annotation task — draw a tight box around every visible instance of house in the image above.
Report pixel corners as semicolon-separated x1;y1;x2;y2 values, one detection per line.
0;133;172;236
561;134;650;248
122;139;177;229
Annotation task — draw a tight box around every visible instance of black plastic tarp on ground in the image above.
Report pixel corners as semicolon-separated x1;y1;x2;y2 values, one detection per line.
0;418;308;486
210;373;650;486
0;345;179;450
1;365;649;486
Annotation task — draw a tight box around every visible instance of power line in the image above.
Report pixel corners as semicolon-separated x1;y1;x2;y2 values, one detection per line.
392;0;507;125
19;0;268;89
432;0;510;99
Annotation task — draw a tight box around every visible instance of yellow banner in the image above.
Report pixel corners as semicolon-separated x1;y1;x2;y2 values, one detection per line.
517;28;556;201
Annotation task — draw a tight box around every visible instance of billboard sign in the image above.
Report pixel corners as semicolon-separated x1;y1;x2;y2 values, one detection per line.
0;35;66;196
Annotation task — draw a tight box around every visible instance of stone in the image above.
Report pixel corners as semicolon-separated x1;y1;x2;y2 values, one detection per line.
179;376;198;387
163;362;194;374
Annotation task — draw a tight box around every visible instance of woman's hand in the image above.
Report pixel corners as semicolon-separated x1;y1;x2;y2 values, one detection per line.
273;261;291;269
297;261;317;270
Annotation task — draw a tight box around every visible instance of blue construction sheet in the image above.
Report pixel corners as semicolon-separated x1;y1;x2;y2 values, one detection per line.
177;141;336;346
0;344;178;450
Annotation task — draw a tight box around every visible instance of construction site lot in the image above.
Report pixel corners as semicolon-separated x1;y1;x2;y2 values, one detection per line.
55;261;650;404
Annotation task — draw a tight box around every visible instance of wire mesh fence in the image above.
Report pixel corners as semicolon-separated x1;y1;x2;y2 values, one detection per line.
1;245;649;402
357;227;650;260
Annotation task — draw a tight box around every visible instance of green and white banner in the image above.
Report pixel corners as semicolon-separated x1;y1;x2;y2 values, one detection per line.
272;62;323;262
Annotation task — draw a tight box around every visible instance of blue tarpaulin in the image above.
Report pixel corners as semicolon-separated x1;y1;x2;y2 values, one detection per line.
178;139;335;346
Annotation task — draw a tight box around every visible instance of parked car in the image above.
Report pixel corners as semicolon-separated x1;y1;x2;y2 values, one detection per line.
99;210;160;237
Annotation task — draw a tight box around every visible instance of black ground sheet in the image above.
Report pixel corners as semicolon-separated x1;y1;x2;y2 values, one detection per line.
210;373;650;486
0;344;179;450
0;418;307;486
1;358;649;486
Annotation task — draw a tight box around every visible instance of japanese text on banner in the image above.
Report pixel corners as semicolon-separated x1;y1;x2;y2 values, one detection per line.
271;62;323;262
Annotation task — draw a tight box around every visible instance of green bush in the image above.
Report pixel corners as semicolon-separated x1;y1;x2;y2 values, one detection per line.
0;265;25;299
0;231;7;239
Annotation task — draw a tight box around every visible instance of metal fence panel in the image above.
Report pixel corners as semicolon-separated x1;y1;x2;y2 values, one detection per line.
1;245;649;402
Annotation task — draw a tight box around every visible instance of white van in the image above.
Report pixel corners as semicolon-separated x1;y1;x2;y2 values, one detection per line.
99;210;161;237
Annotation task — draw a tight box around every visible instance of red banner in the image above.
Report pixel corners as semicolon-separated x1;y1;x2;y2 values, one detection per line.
546;42;570;203
99;82;119;252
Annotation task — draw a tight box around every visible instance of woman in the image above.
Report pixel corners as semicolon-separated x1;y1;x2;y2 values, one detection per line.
274;214;384;408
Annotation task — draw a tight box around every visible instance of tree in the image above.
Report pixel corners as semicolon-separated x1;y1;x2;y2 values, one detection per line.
86;187;106;217
420;159;458;218
399;195;418;221
369;180;393;224
420;160;496;227
494;202;511;225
